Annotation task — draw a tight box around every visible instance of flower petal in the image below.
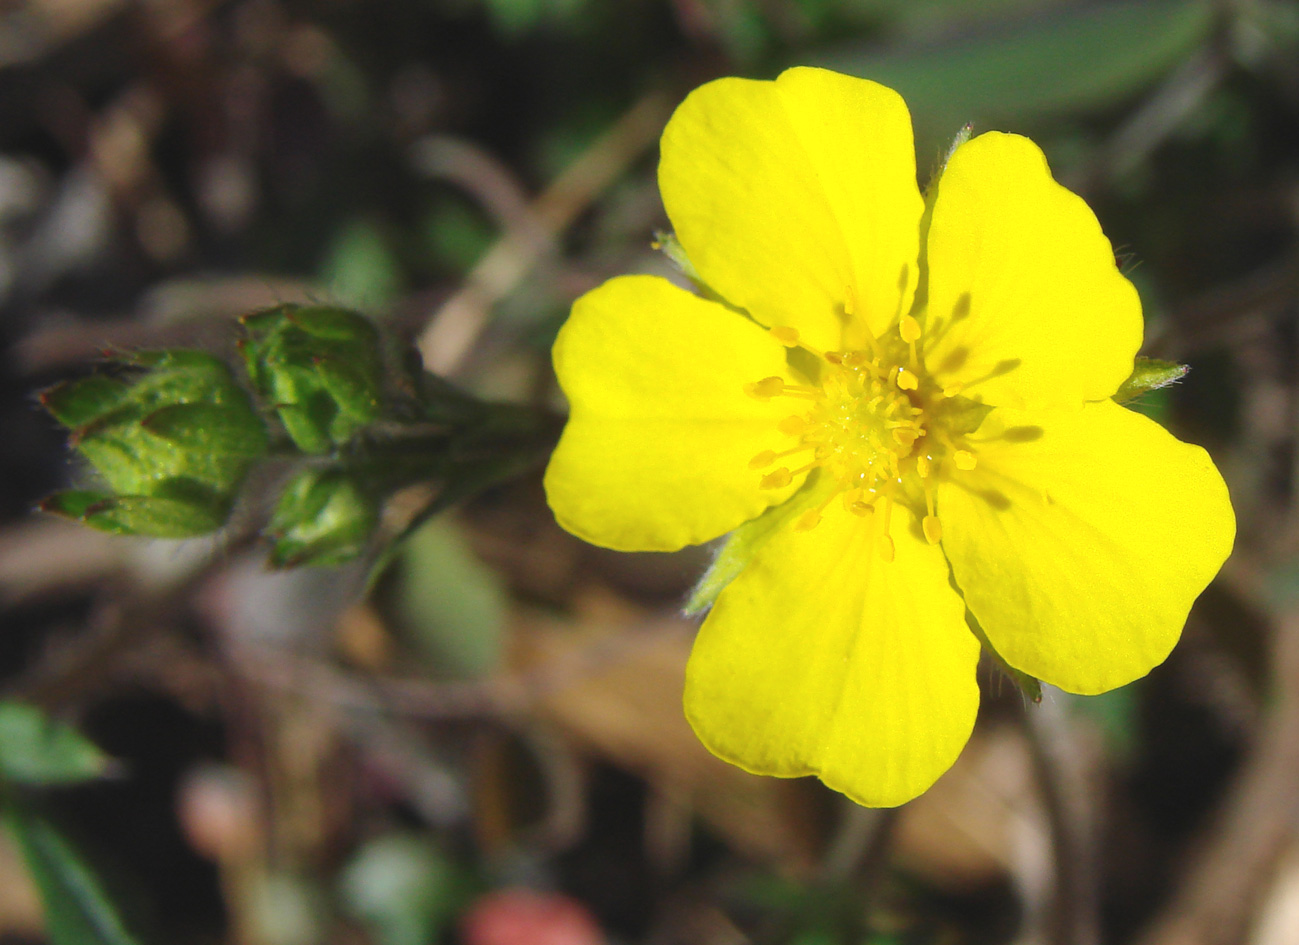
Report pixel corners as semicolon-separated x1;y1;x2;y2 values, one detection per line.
684;495;980;807
923;132;1143;408
544;275;798;552
659;67;924;350
939;401;1235;694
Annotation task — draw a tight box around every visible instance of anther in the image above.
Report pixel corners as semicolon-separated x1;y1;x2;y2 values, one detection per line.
748;450;777;470
953;450;977;470
896;368;919;391
759;467;792;489
824;351;843;365
769;326;800;347
794;509;821;532
892;428;918;449
941;383;963;399
923;515;943;545
744;376;785;400
842;351;869;368
849;500;874;518
899;315;922;344
916;455;931;478
778;415;810;436
879;534;896;562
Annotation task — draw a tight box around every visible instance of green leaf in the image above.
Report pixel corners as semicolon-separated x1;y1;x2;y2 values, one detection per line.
396;518;505;678
0;703;110;786
1113;356;1189;403
3;802;144;945
319;219;403;310
685;474;828;616
812;0;1214;157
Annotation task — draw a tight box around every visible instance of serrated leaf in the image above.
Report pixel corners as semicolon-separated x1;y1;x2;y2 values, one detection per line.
3;802;145;945
1113;356;1189;403
0;703;110;786
685;474;828;616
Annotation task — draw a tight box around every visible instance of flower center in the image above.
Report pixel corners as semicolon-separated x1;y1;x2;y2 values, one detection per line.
744;315;981;560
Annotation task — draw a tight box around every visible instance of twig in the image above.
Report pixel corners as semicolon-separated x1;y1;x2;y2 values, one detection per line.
416;90;673;376
1137;582;1299;945
1022;694;1102;945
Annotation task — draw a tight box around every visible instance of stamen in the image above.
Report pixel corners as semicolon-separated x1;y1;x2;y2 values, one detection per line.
899;314;922;344
941;383;963;399
953;450;977;470
748;450;777;470
896;368;919;391
892;428;918;449
923;515;943;544
760;467;792;489
769;326;800;347
878;497;895;562
916;455;931;478
794;491;837;533
744;376;785;399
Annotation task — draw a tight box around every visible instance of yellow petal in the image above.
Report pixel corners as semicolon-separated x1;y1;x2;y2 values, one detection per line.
684;497;980;807
923;132;1142;408
544;275;797;552
939;401;1235;695
659;67;924;351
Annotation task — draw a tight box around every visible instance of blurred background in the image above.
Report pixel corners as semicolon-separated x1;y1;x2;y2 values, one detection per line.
1;0;1298;943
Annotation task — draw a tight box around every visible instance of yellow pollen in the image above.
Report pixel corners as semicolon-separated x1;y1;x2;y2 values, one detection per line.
744;376;785;399
899;315;922;344
760;467;792;489
769;326;800;347
953;449;977;470
896;368;919;391
748;450;777;469
923;515;943;545
916;454;931;478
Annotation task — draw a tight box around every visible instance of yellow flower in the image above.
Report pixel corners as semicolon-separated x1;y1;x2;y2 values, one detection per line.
543;67;1236;807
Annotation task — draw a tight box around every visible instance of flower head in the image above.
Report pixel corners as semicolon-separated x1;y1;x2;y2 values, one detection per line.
543;67;1235;806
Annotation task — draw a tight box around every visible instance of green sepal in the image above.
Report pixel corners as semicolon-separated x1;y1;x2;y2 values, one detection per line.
266;468;378;568
141;403;269;458
0;702;112;786
966;609;1042;703
684;472;828;616
1114;356;1189;403
40;490;228;538
39;376;130;429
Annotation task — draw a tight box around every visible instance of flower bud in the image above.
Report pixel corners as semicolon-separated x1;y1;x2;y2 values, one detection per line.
239;304;383;454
